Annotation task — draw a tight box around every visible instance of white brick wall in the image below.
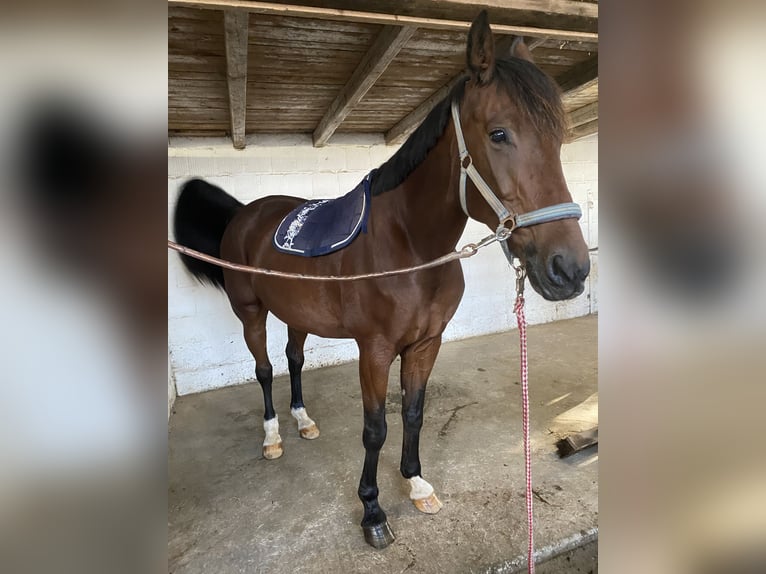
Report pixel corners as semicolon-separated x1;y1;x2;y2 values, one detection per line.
168;133;598;395
168;350;176;420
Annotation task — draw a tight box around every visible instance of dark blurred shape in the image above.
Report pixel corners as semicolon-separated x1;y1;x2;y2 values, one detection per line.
18;99;121;270
14;97;167;341
23;99;116;208
617;159;740;300
601;0;742;301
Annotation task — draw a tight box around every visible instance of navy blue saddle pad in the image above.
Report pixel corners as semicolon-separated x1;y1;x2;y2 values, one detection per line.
273;173;372;257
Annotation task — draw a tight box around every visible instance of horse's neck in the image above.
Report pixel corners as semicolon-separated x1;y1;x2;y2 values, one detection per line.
389;127;468;259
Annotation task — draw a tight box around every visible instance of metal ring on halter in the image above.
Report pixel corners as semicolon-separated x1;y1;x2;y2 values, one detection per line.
461;153;472;170
495;216;516;242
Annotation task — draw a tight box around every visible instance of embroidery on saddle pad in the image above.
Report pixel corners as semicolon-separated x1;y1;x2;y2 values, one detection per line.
273;173;372;257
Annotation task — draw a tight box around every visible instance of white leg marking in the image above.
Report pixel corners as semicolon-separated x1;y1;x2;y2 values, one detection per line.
408;476;435;500
408;475;443;514
290;407;315;430
263;415;281;446
291;407;320;439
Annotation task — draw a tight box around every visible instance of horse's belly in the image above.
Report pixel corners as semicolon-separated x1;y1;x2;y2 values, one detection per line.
269;303;352;339
250;278;352;339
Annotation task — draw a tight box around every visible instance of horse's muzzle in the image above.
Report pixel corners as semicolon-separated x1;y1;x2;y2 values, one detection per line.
526;251;590;301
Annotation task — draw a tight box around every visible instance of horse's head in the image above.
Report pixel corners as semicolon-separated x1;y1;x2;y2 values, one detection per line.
456;12;590;301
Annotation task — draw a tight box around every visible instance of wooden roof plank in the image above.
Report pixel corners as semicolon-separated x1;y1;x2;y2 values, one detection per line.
168;0;598;43
313;24;417;146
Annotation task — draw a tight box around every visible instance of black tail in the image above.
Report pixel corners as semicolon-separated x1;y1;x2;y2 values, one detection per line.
173;178;244;289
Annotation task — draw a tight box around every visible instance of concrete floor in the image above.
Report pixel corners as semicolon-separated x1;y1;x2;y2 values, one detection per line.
169;315;597;574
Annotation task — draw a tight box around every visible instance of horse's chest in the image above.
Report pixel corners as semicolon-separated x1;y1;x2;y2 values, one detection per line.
365;263;465;342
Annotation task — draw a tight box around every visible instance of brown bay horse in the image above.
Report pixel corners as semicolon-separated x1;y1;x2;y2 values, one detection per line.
173;12;590;548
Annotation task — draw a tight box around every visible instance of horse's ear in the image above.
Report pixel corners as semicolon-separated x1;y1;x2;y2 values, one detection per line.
510;36;534;63
466;10;495;84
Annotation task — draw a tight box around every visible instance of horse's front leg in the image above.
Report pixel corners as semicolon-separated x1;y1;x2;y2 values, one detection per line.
400;336;443;514
357;339;397;549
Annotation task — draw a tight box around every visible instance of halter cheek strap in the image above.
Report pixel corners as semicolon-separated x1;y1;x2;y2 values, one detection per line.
450;100;582;238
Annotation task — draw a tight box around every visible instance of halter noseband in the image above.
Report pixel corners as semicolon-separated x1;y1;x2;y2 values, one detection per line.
450;100;583;243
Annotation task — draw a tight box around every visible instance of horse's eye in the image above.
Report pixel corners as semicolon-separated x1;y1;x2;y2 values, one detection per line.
489;129;508;144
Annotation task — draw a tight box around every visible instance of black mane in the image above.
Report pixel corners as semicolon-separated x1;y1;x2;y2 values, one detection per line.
370;57;565;196
370;80;465;196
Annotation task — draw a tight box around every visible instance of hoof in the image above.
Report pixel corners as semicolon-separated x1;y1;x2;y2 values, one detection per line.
362;522;395;549
262;442;283;460
413;492;443;514
299;423;320;440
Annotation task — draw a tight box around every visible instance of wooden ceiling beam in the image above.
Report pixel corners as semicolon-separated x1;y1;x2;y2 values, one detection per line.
313;25;416;147
557;56;598;113
562;77;598;109
568;101;598;128
408;0;597;19
567;118;597;142
223;10;249;148
171;0;597;20
168;0;599;43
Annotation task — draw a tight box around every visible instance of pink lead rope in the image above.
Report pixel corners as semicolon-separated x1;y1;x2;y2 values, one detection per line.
513;264;535;574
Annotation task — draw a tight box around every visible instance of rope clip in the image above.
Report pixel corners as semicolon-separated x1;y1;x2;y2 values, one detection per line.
512;260;527;297
461;243;478;257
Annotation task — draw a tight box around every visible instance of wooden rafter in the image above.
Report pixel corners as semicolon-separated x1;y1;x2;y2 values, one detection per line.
567;118;597;141
562;77;598;110
527;36;548;50
223;10;249;148
568;101;598;128
559;64;599;141
168;0;599;42
313;25;416;147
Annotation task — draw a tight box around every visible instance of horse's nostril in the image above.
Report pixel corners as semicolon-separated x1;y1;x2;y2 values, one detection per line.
547;254;568;286
547;253;589;286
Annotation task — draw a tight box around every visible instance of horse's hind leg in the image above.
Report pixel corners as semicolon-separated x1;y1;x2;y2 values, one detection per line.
286;327;319;439
237;303;283;460
400;336;443;514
